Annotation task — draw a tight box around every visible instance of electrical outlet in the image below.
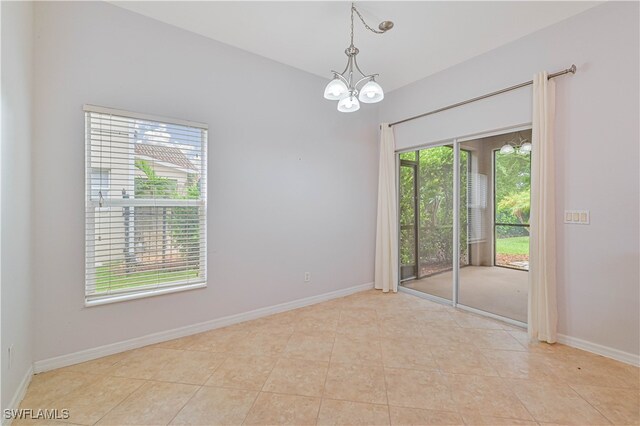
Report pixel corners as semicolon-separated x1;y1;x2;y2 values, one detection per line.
304;272;311;283
8;345;14;370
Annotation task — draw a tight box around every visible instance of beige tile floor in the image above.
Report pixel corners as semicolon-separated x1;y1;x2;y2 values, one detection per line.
15;290;640;425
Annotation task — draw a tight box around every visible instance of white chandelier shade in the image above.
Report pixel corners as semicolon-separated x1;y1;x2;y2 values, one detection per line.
519;142;532;153
499;144;516;154
358;80;384;103
337;93;361;112
324;78;349;100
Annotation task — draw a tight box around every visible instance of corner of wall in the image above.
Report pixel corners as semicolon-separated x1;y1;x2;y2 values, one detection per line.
1;0;35;413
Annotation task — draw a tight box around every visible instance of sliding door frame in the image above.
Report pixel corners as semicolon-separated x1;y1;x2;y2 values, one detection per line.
399;154;419;281
396;124;531;328
396;140;456;306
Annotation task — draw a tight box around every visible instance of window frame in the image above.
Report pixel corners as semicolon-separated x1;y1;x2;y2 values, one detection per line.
84;105;208;307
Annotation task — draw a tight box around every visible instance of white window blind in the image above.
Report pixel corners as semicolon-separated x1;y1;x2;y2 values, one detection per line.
90;168;110;201
85;105;207;305
468;172;488;243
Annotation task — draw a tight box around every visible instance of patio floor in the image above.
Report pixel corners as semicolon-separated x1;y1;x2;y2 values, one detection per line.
403;266;528;323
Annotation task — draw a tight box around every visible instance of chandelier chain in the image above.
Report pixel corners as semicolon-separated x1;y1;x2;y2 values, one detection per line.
350;3;355;46
352;3;386;35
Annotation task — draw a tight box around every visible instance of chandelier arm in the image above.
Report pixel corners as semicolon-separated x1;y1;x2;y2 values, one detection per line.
351;54;368;79
335;57;349;76
331;71;350;86
352;4;386;34
355;74;377;88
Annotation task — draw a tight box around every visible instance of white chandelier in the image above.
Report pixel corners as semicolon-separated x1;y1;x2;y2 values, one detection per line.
323;2;393;113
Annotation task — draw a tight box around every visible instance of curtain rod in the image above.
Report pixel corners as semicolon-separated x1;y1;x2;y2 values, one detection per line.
388;64;576;127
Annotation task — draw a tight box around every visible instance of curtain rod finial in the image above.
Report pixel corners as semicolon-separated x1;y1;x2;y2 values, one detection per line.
569;64;577;74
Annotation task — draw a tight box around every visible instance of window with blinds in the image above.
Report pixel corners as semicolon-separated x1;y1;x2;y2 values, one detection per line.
85;105;207;305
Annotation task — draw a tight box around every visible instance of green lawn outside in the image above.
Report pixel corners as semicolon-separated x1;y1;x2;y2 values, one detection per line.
95;266;199;292
495;236;529;255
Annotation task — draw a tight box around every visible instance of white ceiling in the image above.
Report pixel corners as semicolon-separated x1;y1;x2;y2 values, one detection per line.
111;1;599;92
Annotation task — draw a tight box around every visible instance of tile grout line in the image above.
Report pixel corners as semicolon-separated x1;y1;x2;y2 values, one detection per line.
565;382;617;425
436;362;464;420
239;386;262;426
165;384;202;425
381;365;392;425
239;328;296;425
89;378;149;425
315;305;340;425
508;383;546;425
31;371;110;426
375;307;393;426
197;351;229;387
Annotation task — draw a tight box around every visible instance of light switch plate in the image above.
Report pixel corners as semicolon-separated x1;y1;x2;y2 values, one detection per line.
564;210;590;225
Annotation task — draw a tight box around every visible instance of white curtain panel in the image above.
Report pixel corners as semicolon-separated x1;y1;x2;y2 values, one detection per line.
374;124;399;293
529;72;558;343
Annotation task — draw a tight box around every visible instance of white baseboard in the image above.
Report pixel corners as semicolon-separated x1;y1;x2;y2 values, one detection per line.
33;282;373;373
3;366;33;426
557;333;640;367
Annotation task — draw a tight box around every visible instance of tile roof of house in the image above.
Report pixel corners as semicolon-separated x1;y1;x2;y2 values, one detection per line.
135;143;195;171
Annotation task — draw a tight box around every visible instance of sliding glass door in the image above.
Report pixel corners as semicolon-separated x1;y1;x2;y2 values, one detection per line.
400;144;456;301
399;130;531;324
457;133;530;322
